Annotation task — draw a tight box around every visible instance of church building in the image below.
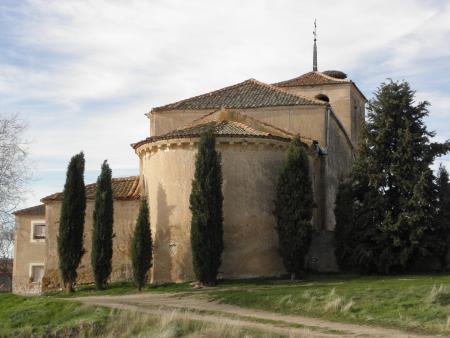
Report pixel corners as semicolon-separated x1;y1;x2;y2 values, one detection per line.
12;43;366;293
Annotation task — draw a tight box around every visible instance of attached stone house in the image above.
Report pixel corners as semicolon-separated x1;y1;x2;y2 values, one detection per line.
13;178;140;294
13;69;366;294
12;204;46;294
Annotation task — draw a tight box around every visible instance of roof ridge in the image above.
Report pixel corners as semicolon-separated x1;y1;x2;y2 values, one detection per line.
111;175;139;181
248;78;326;105
181;108;290;137
224;119;268;136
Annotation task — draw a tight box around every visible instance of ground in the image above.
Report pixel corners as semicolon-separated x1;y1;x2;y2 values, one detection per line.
3;274;450;337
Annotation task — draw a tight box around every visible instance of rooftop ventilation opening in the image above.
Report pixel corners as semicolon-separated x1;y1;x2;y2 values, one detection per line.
315;94;330;102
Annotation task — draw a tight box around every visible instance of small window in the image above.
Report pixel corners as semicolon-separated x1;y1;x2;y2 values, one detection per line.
30;265;44;283
315;94;330;102
32;222;46;240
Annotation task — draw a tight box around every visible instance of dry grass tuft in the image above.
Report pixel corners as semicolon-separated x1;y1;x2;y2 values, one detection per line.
427;284;450;306
324;288;354;313
91;308;281;338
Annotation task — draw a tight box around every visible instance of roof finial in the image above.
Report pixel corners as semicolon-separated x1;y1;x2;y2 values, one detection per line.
313;19;318;71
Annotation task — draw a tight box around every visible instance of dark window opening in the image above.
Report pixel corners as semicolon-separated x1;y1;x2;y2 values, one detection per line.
315;94;330;102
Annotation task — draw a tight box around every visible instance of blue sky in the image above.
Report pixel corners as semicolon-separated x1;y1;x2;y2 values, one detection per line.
1;0;449;208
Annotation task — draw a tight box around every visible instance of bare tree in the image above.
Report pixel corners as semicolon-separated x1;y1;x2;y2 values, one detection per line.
0;113;29;267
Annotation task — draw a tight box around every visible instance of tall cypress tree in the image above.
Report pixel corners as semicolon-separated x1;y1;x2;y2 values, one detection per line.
58;152;86;292
131;199;152;291
190;128;223;286
91;160;114;290
335;80;449;273
274;137;314;280
436;165;450;268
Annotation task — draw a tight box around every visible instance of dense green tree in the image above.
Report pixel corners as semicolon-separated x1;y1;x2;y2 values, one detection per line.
91;160;114;290
436;165;450;268
334;179;355;271
334;80;449;273
131;199;152;291
58;152;86;292
274;137;314;279
190;128;223;286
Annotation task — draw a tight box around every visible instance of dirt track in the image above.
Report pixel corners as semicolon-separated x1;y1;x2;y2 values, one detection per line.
72;292;441;338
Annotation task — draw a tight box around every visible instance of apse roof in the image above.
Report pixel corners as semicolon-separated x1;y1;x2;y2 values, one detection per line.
132;109;305;149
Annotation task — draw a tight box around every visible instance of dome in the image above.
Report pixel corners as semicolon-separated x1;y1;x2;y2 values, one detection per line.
322;70;347;79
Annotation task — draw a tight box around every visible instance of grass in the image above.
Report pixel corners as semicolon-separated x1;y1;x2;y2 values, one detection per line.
0;293;288;337
45;280;192;298
0;293;110;337
9;274;450;336
207;274;450;335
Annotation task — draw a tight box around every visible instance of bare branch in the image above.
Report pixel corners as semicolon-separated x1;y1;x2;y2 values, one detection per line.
0;113;30;260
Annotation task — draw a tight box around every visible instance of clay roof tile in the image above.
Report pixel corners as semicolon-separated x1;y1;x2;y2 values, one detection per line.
41;176;140;203
151;78;325;113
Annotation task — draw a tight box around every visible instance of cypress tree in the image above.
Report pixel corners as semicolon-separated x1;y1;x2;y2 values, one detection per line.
58;152;86;293
91;160;114;290
189;128;223;286
335;80;449;273
131;199;152;291
436;165;450;268
274;136;314;280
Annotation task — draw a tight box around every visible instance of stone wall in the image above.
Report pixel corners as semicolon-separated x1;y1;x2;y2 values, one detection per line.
139;136;322;283
43;199;140;291
284;83;365;147
323;111;354;231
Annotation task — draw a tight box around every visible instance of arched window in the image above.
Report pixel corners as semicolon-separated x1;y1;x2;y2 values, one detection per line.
315;94;330;102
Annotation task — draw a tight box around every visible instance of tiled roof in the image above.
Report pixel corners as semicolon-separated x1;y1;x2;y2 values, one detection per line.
151;79;325;112
13;204;45;216
132;109;302;149
274;71;350;87
41;176;140;202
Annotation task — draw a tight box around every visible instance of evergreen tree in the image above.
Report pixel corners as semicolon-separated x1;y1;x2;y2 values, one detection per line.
334;179;355;271
335;80;449;273
274;137;314;279
58;152;86;292
91;160;114;290
131;199;152;291
190;128;223;286
436;165;450;268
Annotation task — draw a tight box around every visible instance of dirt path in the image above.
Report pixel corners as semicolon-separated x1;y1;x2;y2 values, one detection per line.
73;293;440;338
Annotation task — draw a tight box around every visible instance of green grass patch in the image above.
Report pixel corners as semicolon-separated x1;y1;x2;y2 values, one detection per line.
0;293;110;337
208;274;450;335
45;280;192;298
